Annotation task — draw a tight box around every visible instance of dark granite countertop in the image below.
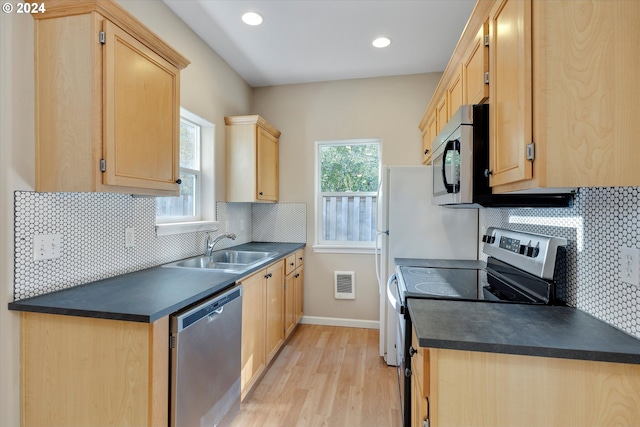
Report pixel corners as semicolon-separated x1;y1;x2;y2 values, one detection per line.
407;298;640;364
8;242;304;323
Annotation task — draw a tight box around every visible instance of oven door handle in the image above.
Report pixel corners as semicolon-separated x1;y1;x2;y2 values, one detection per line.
386;274;403;314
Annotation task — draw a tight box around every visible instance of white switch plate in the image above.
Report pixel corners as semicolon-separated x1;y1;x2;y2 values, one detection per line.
619;246;640;287
225;220;231;232
33;234;62;260
125;227;135;248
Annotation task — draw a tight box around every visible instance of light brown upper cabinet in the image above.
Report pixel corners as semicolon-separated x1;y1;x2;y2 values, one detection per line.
490;0;640;192
225;115;280;202
463;21;489;105
419;111;437;164
447;65;464;120
33;0;190;196
420;0;640;192
487;0;533;188
418;1;494;164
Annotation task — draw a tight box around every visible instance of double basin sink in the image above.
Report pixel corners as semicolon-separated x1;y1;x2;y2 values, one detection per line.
163;250;278;274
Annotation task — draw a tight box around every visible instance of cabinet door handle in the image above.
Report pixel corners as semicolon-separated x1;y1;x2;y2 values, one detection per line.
290;262;295;267
409;346;418;357
424;148;429;155
175;179;182;184
259;191;263;195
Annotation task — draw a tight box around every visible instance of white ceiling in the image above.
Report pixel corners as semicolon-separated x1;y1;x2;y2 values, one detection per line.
163;0;477;88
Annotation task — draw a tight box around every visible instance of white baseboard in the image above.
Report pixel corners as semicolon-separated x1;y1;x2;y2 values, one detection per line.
300;316;379;330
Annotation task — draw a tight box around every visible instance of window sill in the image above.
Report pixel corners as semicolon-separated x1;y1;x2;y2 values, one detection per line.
155;221;219;237
313;244;376;255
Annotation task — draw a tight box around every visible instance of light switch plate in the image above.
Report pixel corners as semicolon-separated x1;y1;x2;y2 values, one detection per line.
33;234;62;260
619;246;640;287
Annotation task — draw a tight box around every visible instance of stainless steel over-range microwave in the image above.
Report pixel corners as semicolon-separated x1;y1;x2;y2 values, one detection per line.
430;104;573;208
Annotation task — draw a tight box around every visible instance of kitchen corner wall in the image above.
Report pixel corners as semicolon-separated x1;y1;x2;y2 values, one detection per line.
13;193;306;301
480;187;640;338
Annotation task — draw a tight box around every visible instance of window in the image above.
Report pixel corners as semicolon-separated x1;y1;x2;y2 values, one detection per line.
156;117;201;222
315;139;380;253
155;108;217;236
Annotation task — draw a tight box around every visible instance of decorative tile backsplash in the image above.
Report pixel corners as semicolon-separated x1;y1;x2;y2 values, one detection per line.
252;203;306;243
13;192;306;300
13;187;639;339
480;187;640;338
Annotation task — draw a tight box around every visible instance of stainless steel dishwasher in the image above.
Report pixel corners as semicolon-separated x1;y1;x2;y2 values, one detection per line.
170;285;242;427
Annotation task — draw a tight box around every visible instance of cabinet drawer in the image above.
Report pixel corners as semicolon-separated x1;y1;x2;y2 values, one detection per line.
295;249;304;269
285;254;296;276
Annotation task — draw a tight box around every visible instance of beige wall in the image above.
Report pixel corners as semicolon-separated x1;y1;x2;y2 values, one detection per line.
0;1;252;424
253;73;441;323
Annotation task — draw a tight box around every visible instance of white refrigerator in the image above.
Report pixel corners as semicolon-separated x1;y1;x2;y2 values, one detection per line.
375;166;478;365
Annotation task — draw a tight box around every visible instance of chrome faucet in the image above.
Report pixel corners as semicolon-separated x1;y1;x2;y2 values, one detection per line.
205;232;237;256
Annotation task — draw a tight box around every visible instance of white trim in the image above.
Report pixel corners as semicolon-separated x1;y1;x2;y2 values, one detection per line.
300;316;379;330
312;244;375;254
155;221;219;237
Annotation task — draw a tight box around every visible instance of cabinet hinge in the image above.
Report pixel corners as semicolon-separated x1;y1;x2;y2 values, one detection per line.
484;34;489;47
100;159;106;172
484;72;489;84
169;335;176;349
526;143;535;161
99;31;106;45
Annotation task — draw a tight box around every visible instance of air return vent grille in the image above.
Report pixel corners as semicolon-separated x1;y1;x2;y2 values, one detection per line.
334;271;355;299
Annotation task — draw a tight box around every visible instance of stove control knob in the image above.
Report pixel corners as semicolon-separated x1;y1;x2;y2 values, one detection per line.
519;244;527;255
526;246;535;257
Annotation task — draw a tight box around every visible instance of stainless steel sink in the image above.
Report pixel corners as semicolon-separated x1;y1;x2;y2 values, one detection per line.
163;250;277;273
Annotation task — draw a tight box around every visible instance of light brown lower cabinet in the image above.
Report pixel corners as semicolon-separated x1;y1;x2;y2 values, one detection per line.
21;312;168;427
284;249;304;339
241;255;305;401
412;331;640;427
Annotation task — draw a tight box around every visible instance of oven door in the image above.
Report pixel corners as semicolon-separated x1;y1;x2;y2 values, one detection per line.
387;274;405;423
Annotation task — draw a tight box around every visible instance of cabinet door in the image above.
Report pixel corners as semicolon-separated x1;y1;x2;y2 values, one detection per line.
447;65;464;119
464;22;489;105
284;272;295;338
265;262;284;363
256;127;278;201
240;271;266;399
294;265;304;324
435;96;448;134
488;0;533;187
103;20;180;193
422;112;437;164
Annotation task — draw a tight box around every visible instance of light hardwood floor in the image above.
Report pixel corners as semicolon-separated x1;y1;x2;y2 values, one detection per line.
230;324;402;427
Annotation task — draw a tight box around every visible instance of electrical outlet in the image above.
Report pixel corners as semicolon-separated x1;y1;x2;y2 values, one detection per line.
125;227;135;248
240;219;245;232
225;220;231;232
33;234;62;260
619;246;640;287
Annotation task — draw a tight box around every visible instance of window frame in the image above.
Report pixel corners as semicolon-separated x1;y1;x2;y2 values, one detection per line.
313;138;381;254
155;108;218;236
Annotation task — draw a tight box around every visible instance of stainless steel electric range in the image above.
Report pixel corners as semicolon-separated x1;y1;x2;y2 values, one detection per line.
388;227;568;427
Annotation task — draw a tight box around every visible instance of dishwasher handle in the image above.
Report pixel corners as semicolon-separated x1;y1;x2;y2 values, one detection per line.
172;286;242;333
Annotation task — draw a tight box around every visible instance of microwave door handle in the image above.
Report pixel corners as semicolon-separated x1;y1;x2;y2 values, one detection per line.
441;139;459;193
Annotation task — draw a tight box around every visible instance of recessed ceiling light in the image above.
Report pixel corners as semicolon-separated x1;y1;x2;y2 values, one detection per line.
372;37;391;48
242;12;263;26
